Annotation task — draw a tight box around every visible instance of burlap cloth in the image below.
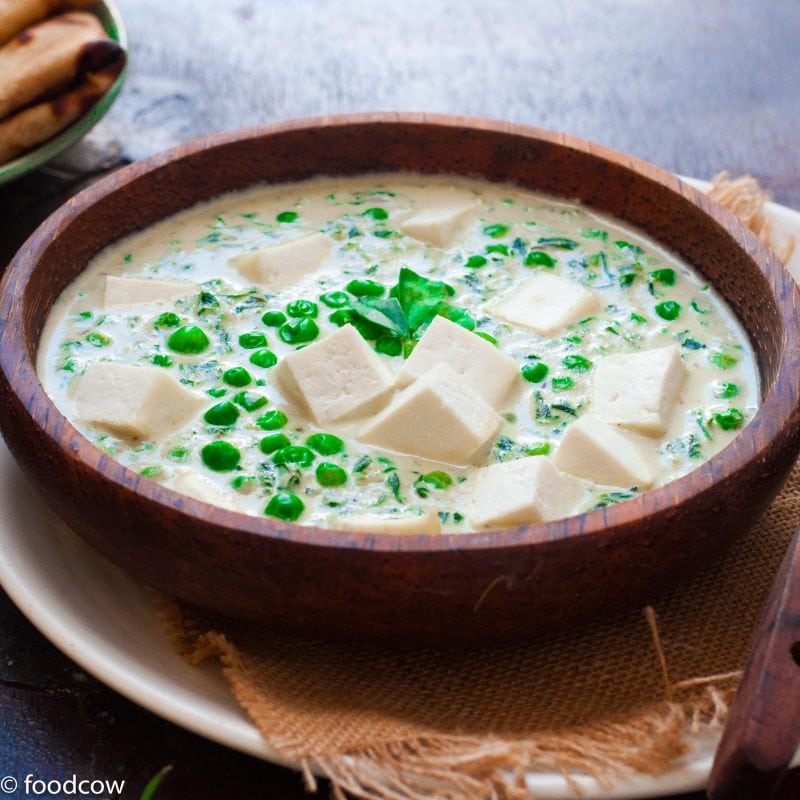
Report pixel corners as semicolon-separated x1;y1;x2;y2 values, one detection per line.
157;174;798;799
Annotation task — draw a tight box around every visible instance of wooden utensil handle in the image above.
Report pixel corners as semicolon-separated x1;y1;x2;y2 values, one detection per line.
708;524;800;799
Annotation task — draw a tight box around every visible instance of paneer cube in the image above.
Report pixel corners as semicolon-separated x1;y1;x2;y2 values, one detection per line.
592;345;686;436
172;468;241;512
489;273;600;335
275;324;395;424
398;315;518;409
230;233;332;290
360;363;502;465
553;414;653;488
399;203;476;248
333;510;441;535
469;457;586;529
74;362;205;440
103;276;199;307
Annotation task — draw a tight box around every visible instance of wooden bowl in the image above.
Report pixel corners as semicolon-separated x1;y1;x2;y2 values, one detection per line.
2;114;800;646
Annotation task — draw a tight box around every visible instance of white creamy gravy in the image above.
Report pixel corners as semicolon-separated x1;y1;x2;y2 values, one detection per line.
38;174;759;532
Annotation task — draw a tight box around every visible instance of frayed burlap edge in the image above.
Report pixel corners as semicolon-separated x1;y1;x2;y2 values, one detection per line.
154;595;738;800
152;174;793;799
707;171;797;263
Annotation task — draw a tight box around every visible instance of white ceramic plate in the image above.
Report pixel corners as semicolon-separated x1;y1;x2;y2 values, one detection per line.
1;179;798;799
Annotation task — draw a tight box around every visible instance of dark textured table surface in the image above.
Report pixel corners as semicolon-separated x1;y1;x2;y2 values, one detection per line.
1;1;799;798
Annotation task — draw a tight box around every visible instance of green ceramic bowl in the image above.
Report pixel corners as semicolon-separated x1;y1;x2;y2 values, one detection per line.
0;0;128;186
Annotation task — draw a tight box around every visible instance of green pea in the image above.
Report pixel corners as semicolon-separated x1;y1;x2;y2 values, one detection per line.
201;441;241;472
259;433;291;454
286;299;318;318
167;325;210;354
233;391;268;412
204;402;240;426
486;244;509;256
465;255;487;269
316;462;347;487
262;310;287;327
273;445;315;468
329;309;354;327
239;332;267;349
655;301;681;321
362;207;388;220
346;279;385;297
562;354;593;372
375;336;402;356
524;251;556;268
265;492;304;521
207;387;227;398
256;410;288;430
521;361;549;383
320;291;350;308
249;349;278;368
276;211;299;223
483;223;510;238
715;381;740;399
168;446;189;461
223;367;252;387
154;311;180;329
151;354;173;368
279;318;319;344
551;376;574;392
306;433;345;455
713;408;745;431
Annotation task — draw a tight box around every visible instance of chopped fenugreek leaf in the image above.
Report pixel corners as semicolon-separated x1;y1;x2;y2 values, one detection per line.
524;251;557;268
551;376;574;392
714;381;740;399
713;408;745;431
483;223;510;238
537;236;578;250
708;351;738;369
562;354;593;372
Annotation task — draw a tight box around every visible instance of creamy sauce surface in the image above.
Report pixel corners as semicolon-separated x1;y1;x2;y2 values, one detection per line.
39;174;759;532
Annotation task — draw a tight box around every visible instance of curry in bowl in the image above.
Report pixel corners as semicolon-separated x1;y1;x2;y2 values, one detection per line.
39;173;758;534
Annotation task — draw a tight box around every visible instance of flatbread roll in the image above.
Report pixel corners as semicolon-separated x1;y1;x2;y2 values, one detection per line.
0;11;107;120
0;0;97;45
0;44;124;165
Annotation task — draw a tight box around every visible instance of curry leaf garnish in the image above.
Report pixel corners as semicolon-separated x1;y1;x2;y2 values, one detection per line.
353;268;477;352
350;297;409;337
